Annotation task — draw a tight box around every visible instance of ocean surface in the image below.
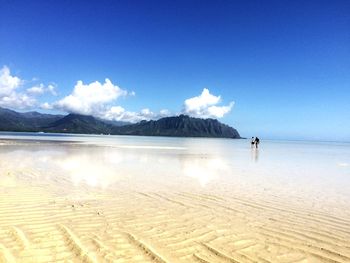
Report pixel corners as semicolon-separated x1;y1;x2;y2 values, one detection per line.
0;132;349;211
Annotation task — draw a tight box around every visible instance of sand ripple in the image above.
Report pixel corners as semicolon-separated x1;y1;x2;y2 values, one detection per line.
1;185;350;263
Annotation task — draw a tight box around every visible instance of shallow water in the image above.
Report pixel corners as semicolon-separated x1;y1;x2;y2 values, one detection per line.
1;133;349;208
1;133;350;262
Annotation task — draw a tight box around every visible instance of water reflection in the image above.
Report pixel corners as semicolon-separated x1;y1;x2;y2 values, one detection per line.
251;148;259;163
0;143;230;190
181;156;229;187
1;138;350;202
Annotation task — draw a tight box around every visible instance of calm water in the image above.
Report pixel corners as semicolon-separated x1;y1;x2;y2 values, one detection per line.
1;132;350;213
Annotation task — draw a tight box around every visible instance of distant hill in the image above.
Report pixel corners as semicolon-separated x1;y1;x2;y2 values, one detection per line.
43;114;114;134
0;107;241;138
0;107;63;131
113;115;240;138
97;118;131;127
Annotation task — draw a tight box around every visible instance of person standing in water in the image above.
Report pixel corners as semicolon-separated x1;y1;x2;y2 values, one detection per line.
254;137;260;148
251;137;255;147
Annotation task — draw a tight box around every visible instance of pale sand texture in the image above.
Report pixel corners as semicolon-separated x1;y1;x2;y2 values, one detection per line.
0;138;350;262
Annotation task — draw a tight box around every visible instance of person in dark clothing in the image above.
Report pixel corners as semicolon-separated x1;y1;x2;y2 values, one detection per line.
251;137;255;147
254;137;260;148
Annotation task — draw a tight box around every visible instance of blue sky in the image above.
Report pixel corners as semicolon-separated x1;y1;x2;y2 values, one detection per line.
0;0;349;141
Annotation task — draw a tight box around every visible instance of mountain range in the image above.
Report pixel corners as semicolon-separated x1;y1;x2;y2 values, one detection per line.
0;107;241;138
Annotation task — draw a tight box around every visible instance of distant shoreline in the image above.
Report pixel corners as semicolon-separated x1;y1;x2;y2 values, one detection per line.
0;130;244;140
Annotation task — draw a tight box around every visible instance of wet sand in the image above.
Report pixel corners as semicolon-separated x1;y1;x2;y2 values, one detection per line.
0;137;350;262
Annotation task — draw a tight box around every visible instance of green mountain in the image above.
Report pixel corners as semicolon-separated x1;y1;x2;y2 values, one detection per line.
43;114;114;134
0;107;241;138
113;114;240;138
0;107;63;131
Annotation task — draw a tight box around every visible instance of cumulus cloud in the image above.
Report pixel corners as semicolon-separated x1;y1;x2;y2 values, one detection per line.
40;102;53;110
0;93;37;109
27;84;45;95
48;78;171;123
1;66;234;122
183;88;234;118
53;79;128;115
47;84;58;96
102;106;171;123
0;66;22;96
27;83;58;97
0;66;38;109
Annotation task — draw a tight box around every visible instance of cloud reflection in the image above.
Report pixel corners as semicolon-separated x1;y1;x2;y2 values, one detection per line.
0;142;230;190
182;156;229;187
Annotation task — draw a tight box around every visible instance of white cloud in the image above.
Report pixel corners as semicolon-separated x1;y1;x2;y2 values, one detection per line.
1;66;234;123
0;66;37;109
183;88;234;118
27;84;45;95
0;66;22;96
27;83;58;97
40;102;53;110
53;79;128;115
47;84;57;96
107;106;125;116
140;108;153;117
206;103;234;118
0;66;59;110
0;93;37;109
102;106;169;123
50;78;170;123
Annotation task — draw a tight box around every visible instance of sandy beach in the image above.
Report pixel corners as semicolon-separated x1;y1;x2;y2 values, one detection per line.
2;0;349;261
1;137;350;263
